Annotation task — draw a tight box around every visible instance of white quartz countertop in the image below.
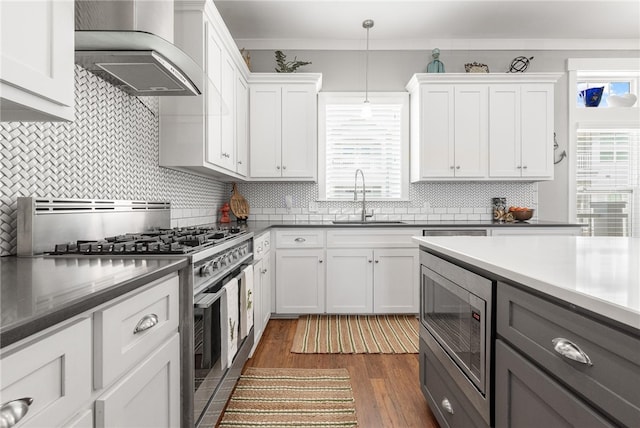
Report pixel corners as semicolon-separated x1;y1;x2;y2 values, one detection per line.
413;236;640;331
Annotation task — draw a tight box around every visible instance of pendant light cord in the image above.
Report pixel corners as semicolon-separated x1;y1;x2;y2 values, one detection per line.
363;19;374;104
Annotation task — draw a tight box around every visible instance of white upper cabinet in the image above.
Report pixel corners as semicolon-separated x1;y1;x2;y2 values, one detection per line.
249;74;322;180
489;83;555;179
406;73;561;182
236;74;249;176
159;0;249;181
0;0;74;121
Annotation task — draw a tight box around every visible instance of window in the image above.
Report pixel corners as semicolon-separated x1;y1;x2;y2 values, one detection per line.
568;59;640;237
318;93;409;200
576;128;639;236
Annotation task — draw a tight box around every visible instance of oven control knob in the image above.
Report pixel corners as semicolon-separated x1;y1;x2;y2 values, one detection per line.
199;263;212;276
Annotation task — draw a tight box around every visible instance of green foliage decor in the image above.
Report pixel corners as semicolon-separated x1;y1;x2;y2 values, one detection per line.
274;50;312;73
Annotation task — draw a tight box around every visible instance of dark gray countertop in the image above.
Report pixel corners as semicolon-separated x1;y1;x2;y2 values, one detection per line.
1;256;189;348
238;219;584;236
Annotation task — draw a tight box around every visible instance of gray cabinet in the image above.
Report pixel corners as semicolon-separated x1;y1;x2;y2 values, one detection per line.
496;281;640;427
495;340;613;428
419;335;487;428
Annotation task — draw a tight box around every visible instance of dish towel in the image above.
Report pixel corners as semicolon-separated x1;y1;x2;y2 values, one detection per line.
221;277;239;369
240;264;254;339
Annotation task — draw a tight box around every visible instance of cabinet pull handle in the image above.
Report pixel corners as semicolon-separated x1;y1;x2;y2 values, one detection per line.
375;260;379;263
319;259;323;263
264;241;270;247
282;165;287;170
276;166;281;170
368;259;373;263
449;166;455;169
456;166;460;170
261;268;268;274
523;165;528;169
552;338;593;366
441;397;454;414
133;314;159;334
237;160;242;164
517;165;522;169
294;237;306;243
1;397;34;428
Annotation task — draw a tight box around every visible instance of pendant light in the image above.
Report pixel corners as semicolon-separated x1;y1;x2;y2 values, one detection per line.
361;19;374;118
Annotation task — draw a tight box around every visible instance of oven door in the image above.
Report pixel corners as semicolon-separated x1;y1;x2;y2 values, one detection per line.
421;265;486;394
193;286;224;421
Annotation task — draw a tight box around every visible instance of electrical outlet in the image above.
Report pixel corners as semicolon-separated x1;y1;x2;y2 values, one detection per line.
285;195;293;210
308;201;318;213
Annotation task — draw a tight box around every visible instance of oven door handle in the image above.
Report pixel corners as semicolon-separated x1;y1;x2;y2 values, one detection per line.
195;290;222;309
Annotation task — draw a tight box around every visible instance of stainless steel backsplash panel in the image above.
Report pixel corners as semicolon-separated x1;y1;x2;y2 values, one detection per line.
18;197;171;256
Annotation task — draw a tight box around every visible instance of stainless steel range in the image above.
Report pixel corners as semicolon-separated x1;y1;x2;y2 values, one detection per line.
17;197;255;428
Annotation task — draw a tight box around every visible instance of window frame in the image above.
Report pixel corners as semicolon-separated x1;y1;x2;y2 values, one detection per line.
317;92;410;201
567;58;640;237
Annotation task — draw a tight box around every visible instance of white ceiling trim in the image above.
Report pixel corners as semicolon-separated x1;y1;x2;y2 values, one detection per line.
232;38;640;51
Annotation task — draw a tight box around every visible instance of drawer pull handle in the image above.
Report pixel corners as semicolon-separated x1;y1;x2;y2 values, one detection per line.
552;338;593;366
134;314;159;334
441;397;454;414
261;268;268;274
1;397;34;428
294;237;306;243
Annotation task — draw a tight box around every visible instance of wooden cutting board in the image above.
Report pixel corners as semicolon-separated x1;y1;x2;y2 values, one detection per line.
230;183;249;220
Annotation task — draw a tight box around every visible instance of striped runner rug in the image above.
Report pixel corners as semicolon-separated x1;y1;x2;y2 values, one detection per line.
218;367;357;427
291;315;419;354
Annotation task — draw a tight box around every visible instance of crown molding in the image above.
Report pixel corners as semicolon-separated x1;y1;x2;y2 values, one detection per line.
231;38;640;51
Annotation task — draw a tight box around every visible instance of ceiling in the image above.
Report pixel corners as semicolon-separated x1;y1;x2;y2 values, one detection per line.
213;0;640;51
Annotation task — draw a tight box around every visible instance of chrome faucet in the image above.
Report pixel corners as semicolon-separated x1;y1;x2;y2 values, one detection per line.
354;169;373;221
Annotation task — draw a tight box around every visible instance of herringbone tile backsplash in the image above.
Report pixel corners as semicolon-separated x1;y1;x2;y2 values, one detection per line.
0;66;227;256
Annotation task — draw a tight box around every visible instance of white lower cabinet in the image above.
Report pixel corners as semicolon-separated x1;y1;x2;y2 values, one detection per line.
95;333;181;428
373;249;419;313
0;318;92;428
275;249;325;314
260;251;272;330
326;248;418;314
326;249;373;313
252;245;272;350
0;273;181;428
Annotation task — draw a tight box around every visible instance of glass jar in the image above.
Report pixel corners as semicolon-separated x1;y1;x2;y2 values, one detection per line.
492;197;507;222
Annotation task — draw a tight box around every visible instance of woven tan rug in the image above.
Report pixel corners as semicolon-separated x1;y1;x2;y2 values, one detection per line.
291;315;419;354
218;367;357;427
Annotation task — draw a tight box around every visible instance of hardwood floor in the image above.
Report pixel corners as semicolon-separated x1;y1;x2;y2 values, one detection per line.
243;319;440;428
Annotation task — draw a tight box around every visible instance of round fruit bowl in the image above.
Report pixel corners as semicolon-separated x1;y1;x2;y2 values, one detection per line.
511;208;534;222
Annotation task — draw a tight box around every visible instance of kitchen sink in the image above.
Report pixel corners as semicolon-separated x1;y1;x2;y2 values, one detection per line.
332;220;406;225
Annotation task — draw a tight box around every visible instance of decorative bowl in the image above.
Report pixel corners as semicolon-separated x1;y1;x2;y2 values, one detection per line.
579;87;604;107
511;209;534;222
607;93;637;107
465;62;489;73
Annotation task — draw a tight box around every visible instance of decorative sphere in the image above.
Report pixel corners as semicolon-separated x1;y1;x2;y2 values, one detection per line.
509;56;533;73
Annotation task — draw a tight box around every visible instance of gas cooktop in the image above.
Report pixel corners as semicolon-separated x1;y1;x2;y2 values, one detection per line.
49;226;247;255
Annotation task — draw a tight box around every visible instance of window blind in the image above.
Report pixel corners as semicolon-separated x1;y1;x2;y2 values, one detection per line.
576;128;639;237
325;104;402;200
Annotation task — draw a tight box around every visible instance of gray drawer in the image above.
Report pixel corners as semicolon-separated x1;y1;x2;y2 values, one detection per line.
419;336;487;428
495;340;614;428
497;282;640;427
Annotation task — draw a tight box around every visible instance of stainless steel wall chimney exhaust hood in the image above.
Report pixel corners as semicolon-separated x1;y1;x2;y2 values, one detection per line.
75;0;203;97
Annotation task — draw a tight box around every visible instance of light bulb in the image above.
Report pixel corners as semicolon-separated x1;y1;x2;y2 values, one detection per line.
361;100;372;119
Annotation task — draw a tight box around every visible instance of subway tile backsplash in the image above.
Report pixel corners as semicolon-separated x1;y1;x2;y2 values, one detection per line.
233;181;537;223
